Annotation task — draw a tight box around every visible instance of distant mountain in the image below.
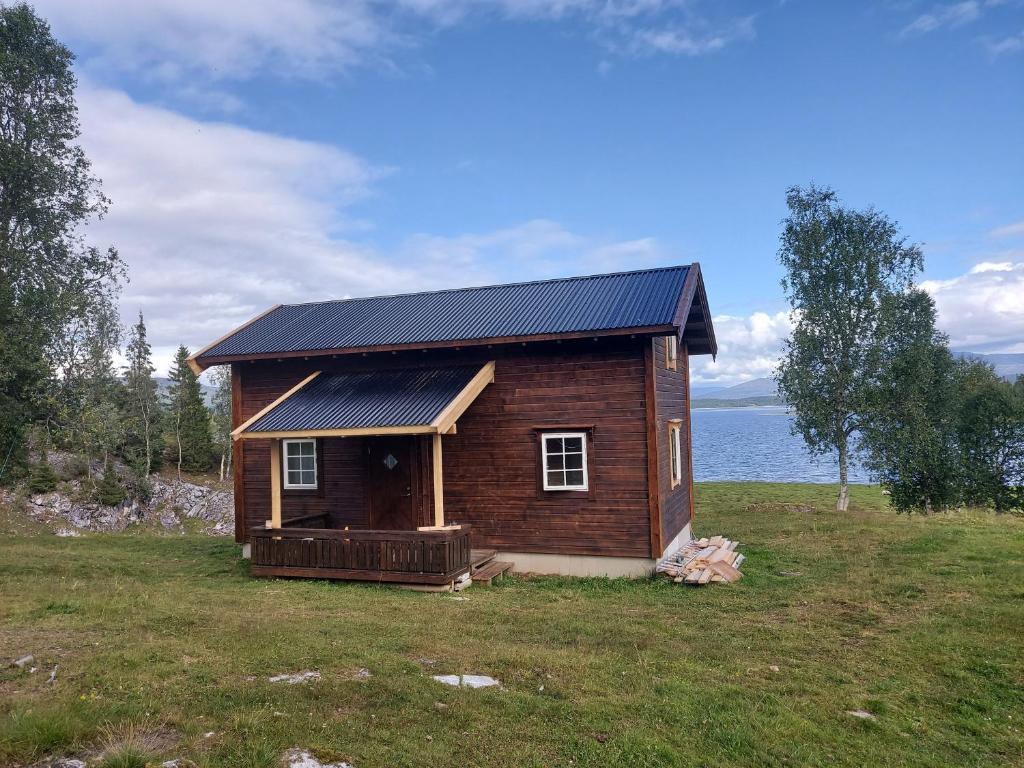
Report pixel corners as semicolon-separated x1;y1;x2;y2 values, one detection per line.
957;352;1024;381
698;377;778;400
691;377;783;409
155;377;216;407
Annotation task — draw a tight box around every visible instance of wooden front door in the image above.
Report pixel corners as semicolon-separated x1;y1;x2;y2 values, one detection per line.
366;436;417;530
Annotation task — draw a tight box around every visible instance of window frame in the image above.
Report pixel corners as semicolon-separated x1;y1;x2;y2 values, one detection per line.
540;431;590;492
668;420;683;489
666;335;678;370
282;438;319;490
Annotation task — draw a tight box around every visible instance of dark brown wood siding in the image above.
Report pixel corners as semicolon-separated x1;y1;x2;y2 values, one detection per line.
235;366;369;533
652;336;693;548
232;338;656;557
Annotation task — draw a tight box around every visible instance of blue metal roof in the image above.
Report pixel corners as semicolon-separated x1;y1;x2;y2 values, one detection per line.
243;365;483;433
197;265;690;363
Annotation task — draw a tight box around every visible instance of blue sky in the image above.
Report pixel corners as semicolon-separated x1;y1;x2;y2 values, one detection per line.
26;0;1024;382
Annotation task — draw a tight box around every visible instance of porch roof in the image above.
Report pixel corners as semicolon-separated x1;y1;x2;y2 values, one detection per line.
232;362;495;439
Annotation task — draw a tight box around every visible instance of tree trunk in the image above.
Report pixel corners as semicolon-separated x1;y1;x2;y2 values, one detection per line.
219;451;225;482
143;415;151;477
175;409;182;481
837;435;850;512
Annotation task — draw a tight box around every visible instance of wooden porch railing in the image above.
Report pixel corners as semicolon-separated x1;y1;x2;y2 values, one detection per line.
249;525;472;585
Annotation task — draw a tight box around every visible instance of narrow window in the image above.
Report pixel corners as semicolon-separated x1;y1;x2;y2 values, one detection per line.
283;439;318;489
541;432;588;491
666;335;678;370
669;422;682;489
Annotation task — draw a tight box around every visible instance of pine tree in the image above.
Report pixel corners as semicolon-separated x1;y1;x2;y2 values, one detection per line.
123;312;162;476
166;346;213;475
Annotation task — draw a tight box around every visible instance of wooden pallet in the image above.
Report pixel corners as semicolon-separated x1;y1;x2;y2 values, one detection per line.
471;560;513;586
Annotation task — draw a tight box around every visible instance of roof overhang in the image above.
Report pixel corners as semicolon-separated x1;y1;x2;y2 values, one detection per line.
232;362;495;440
674;263;717;358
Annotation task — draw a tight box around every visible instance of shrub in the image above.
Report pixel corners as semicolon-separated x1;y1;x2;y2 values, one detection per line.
95;468;127;507
27;460;58;494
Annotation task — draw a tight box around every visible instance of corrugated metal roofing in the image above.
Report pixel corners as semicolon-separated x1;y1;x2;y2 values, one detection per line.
198;265;690;362
244;365;483;433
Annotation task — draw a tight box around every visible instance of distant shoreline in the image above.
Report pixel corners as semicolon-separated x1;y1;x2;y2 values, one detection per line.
691;396;785;409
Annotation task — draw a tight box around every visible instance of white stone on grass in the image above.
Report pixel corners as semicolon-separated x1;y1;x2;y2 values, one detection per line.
283;748;353;768
846;710;877;720
269;670;321;684
432;673;500;688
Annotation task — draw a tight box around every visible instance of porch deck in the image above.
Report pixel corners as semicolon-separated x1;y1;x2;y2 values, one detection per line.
249;524;473;585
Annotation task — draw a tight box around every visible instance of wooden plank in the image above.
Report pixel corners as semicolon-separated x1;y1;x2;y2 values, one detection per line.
194;324;678;368
432;433;445;527
237;424;438;440
430;361;496;433
232;371;322;438
269;439;282;529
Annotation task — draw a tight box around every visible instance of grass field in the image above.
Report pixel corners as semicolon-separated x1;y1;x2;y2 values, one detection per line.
1;483;1022;767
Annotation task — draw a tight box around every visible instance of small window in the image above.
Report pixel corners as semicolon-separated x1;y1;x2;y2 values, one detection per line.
669;422;682;489
666;335;678;370
283;439;317;489
541;432;588;491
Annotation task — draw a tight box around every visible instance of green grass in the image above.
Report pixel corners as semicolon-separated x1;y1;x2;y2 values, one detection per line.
1;483;1022;767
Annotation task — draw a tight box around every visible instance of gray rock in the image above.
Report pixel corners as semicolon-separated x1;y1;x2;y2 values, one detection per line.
269;670;321;684
282;748;353;768
432;673;500;689
846;709;877;720
12;654;34;668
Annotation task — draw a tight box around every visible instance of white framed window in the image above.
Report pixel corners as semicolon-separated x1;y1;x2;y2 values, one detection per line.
283;439;318;489
666;335;678;370
541;432;588;491
669;421;682;489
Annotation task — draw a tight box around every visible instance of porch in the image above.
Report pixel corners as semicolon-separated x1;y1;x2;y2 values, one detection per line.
249;524;477;585
234;362;498;586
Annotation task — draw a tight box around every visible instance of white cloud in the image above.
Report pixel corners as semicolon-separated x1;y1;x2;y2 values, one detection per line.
899;0;1015;41
76;86;670;375
34;0;757;87
985;28;1024;55
922;258;1024;350
900;1;983;36
990;220;1024;238
692;257;1024;387
690;311;793;386
627;15;755;56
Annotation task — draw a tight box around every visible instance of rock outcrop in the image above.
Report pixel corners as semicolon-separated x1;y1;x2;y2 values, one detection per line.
7;475;233;536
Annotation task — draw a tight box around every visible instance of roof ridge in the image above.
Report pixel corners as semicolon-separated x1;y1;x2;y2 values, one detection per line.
279;264;689;309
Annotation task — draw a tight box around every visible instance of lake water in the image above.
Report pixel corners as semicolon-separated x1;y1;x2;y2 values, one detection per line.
691;406;872;484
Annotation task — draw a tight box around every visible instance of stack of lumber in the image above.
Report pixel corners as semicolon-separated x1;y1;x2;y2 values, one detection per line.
656;535;744;585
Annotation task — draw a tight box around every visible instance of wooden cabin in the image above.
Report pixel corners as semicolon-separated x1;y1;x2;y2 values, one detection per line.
189;265;717;585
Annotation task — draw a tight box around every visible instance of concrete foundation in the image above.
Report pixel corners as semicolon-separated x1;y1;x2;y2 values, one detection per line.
502;523;692;578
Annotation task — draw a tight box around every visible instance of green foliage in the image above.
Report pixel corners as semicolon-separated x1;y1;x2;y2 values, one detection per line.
0;4;123;477
775;184;923;510
859;291;964;513
165;346;213;473
95;466;126;507
958;370;1024;512
27;458;58;494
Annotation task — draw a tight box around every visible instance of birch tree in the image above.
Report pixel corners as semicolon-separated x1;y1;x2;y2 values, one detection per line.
776;184;923;511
